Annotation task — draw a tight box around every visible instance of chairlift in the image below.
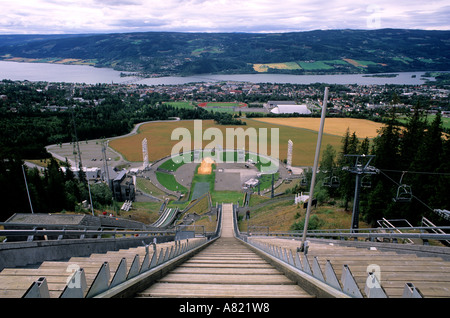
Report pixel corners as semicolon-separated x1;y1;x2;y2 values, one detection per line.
393;184;412;203
361;175;372;188
300;176;308;187
392;172;412;203
323;176;340;188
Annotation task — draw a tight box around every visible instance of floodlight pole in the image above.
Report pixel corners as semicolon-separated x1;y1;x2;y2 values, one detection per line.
299;87;328;252
22;164;34;214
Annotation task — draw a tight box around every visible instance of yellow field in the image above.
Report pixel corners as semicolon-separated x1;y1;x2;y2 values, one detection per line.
252;117;384;139
253;62;301;72
108;119;345;166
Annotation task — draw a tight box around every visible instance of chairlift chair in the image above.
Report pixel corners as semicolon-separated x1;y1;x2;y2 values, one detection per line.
323;176;340;188
361;175;372;188
330;176;340;188
392;172;412;203
393;184;412;203
301;176;308;187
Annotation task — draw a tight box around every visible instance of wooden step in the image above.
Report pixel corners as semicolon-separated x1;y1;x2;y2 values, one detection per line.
138;283;313;298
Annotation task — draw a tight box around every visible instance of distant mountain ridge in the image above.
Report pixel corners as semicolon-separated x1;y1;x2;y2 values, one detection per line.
0;29;449;76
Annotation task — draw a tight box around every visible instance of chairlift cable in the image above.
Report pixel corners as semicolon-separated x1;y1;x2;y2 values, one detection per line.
379;169;450;176
378;169;435;213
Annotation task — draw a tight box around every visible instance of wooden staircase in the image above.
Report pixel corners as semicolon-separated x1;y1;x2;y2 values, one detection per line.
136;237;313;298
0;239;201;298
251;238;450;298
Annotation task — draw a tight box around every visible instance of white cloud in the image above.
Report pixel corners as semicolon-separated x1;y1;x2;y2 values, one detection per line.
0;0;448;34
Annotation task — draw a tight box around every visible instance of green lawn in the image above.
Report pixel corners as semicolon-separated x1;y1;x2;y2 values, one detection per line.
158;152;194;171
297;61;334;70
156;171;188;194
397;114;450;130
210;191;244;205
163;101;196;109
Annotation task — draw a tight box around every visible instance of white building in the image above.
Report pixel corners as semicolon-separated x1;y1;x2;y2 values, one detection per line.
60;167;101;180
270;104;311;115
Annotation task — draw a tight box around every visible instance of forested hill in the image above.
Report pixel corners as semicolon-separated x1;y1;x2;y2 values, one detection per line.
0;29;449;76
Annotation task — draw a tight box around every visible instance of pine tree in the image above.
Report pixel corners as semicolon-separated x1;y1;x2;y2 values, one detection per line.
432;137;450;219
46;158;67;212
337;129;353;210
366;109;401;225
407;113;445;223
337;130;362;211
320;144;338;198
400;106;426;170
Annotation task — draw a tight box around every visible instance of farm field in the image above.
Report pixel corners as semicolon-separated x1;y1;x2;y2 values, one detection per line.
251;117;384;139
108;119;344;166
342;58;380;68
297;61;334;70
397;114;450;130
253;62;302;72
252;59;385;72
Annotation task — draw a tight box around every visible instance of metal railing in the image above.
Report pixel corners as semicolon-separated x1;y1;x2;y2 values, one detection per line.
20;205;224;298
23;237;210;298
238;225;450;245
233;207;447;298
0;209;222;242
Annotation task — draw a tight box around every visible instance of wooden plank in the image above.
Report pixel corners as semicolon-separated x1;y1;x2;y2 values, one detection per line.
171;267;281;275
138;283;313;298
159;273;295;285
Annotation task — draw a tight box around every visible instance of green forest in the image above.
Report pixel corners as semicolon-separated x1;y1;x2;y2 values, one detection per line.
292;109;450;228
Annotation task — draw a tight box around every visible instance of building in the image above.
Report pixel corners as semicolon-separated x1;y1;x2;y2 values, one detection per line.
112;170;135;202
266;100;297;109
270;104;311;115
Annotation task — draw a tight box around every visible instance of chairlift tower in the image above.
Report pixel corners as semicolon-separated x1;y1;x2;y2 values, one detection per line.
342;154;379;231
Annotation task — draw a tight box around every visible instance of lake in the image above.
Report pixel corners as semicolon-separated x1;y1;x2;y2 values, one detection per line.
0;60;436;86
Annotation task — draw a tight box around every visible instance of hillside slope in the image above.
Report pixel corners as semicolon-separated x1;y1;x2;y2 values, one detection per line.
1;29;449;76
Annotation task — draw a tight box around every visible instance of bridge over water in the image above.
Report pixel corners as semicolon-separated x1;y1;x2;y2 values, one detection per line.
0;203;449;299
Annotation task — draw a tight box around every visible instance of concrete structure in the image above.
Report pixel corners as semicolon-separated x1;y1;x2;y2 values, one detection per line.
142;138;148;170
287;139;293;168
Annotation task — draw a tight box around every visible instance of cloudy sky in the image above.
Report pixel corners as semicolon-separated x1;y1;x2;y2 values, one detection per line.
1;0;449;34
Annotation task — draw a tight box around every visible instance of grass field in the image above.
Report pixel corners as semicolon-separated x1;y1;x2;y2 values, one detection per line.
397;114;450;130
297;61;334;70
163;101;196;109
108;119;345;166
253;59;381;72
252;117;384;139
155;171;188;194
238;197;371;232
198;102;247;108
